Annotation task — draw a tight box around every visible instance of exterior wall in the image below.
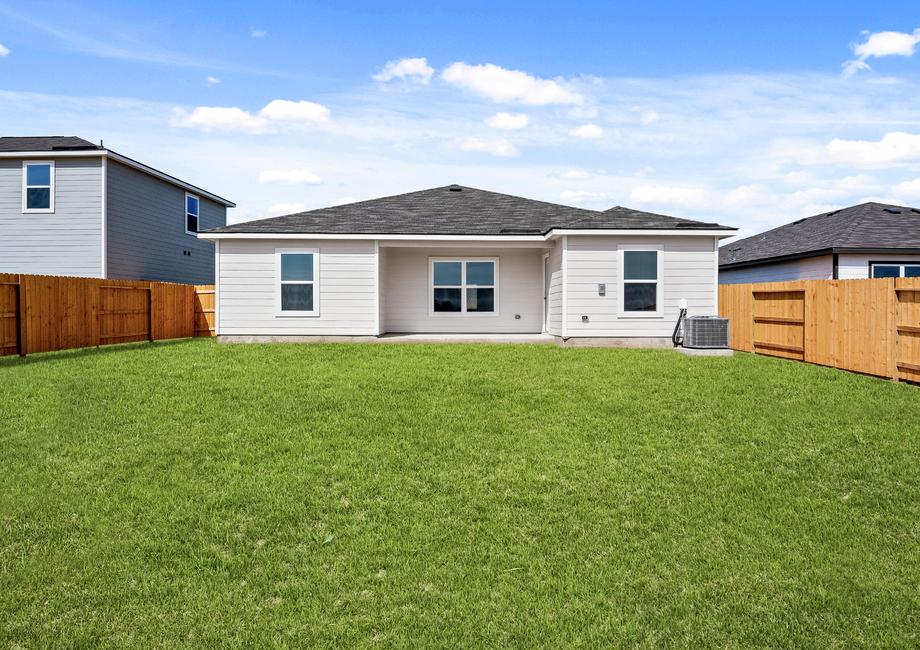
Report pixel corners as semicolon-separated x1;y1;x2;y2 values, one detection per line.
837;252;920;279
564;235;718;338
217;239;377;336
106;159;226;284
0;157;103;277
719;255;832;284
382;247;544;333
546;239;563;336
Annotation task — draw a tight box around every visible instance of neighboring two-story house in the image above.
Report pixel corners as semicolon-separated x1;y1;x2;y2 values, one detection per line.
0;136;234;284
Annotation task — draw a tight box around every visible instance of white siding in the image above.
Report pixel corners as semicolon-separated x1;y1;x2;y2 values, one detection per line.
217;239;378;335
837;252;920;279
564;235;718;338
383;247;543;333
719;255;832;284
546;239;563;336
0;157;103;277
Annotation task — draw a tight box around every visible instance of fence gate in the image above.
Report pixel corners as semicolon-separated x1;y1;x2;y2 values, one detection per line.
752;287;805;361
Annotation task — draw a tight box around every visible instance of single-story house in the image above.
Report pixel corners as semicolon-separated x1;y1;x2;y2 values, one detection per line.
0;136;235;284
719;202;920;284
199;185;735;344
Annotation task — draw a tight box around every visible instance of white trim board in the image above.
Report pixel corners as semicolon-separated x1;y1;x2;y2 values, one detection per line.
200;229;734;242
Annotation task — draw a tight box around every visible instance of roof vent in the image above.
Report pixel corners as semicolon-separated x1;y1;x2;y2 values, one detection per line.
791;218;808;225
448;185;463;192
911;209;920;215
825;210;840;217
883;208;901;214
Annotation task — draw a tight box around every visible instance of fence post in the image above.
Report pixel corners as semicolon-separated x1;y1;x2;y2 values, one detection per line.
147;284;155;343
890;278;899;382
15;281;26;357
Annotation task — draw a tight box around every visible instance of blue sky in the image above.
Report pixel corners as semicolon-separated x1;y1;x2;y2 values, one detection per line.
2;1;920;238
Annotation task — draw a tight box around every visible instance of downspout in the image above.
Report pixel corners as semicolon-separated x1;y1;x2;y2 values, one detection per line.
561;235;569;340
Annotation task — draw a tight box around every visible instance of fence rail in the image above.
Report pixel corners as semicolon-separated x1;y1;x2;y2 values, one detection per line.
0;273;215;357
719;277;920;382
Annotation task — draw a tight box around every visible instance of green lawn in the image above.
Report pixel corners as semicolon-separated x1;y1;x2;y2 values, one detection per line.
1;340;919;648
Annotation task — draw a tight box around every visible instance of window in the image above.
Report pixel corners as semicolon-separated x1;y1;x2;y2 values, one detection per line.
619;246;662;316
871;262;920;278
430;259;497;315
22;161;54;212
185;193;200;235
277;250;319;316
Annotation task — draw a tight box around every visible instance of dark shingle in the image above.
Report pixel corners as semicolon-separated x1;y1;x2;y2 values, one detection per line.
0;136;101;152
719;202;920;267
206;185;735;236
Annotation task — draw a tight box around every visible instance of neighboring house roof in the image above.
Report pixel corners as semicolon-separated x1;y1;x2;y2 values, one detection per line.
0;135;235;207
720;202;920;269
205;185;735;236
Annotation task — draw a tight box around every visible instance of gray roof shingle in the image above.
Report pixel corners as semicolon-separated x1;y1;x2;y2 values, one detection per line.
719;202;920;268
207;185;735;236
0;136;101;152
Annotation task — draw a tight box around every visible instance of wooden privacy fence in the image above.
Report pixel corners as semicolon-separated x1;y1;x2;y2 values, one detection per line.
0;274;215;357
719;277;920;382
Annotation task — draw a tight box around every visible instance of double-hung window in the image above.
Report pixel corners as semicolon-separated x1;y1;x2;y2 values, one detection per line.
22;161;54;213
431;258;497;314
185;193;200;235
277;249;319;316
619;245;663;316
870;262;920;278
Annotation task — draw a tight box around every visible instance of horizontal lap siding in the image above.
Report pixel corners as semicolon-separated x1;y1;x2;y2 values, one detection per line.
719;255;832;284
547;240;562;336
565;235;717;338
218;239;377;335
383;247;542;333
837;253;920;280
0;157;103;277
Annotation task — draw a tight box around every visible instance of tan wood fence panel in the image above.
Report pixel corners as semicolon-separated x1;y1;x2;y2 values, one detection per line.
194;285;216;336
720;277;920;381
0;274;214;357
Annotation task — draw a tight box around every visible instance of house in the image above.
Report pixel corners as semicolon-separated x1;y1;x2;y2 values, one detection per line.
719;202;920;284
0;136;235;284
199;185;736;344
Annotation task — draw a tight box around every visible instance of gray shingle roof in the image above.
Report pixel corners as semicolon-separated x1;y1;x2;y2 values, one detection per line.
207;185;735;236
719;202;920;268
0;136;101;152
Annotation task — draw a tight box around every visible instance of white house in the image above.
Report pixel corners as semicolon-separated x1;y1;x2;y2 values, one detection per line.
720;202;920;284
199;185;736;345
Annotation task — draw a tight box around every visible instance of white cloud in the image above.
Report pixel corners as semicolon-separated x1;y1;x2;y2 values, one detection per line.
373;57;434;84
206;76;221;86
485;112;529;130
629;185;713;209
826;132;920;166
0;43;9;57
258;169;322;185
843;28;920;76
570;123;604;139
560;169;592;180
250;27;268;38
640;110;660;125
456;137;519;157
172;106;267;133
329;196;356;206
442;62;583;105
260;99;330;123
560;189;608;204
266;203;306;216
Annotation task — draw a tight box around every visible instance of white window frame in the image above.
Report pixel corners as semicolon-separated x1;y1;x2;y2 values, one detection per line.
428;257;499;317
870;262;920;278
22;160;55;213
617;244;664;318
276;248;320;317
185;192;200;236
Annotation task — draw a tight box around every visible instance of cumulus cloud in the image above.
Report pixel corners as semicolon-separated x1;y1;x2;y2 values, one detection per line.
486;112;529;130
442;62;583;105
258;169;322;185
570;123;603;139
0;44;9;57
173;106;268;133
260;99;330;123
206;76;221;86
629;185;713;209
843;28;920;76
826;132;920;166
373;57;434;84
456;137;519;157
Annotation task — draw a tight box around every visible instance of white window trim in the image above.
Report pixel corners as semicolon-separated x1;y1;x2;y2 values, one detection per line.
185;192;200;236
428;257;500;317
276;248;320;317
22;160;55;213
870;262;920;278
617;244;664;318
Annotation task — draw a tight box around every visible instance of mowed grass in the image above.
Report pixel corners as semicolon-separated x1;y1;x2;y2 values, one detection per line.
1;340;919;648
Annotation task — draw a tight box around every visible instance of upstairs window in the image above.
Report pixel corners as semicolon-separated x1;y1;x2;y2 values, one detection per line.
185;193;200;234
277;249;319;316
871;263;920;278
431;259;497;314
619;246;663;316
23;161;54;212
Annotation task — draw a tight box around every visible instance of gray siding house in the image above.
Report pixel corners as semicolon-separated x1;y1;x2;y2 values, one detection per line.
0;136;234;283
